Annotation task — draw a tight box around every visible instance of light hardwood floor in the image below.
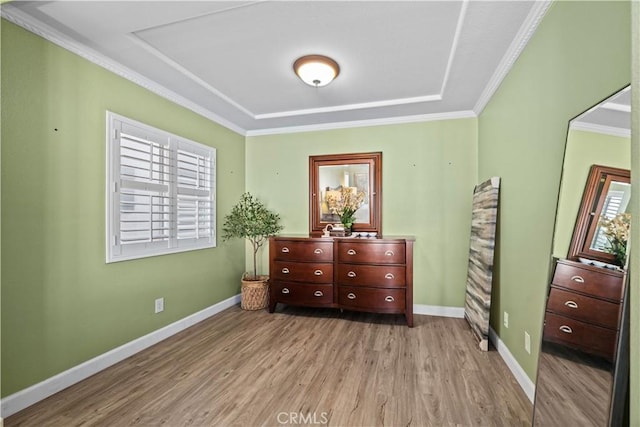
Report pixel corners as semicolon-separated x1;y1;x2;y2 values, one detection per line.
6;306;532;426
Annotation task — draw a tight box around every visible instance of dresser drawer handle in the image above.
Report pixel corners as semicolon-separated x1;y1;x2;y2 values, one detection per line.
385;296;395;302
564;301;578;309
385;250;395;256
314;248;323;254
314;270;323;276
570;275;585;283
385;273;395;279
347;292;356;300
559;325;573;334
314;290;324;297
347;249;357;255
281;247;290;253
281;287;290;294
347;271;357;278
281;268;290;274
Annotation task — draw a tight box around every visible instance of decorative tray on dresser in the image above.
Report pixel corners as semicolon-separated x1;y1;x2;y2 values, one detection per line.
544;258;625;361
268;235;415;327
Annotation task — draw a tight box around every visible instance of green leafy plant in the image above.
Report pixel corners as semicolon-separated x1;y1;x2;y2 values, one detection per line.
222;192;283;280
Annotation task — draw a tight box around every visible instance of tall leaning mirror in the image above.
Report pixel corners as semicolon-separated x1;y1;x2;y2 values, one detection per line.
533;86;631;426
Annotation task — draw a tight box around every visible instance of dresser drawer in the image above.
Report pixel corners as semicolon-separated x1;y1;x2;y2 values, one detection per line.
547;287;621;329
338;286;405;313
336;264;405;288
271;282;333;306
272;240;333;262
552;262;623;301
337;242;405;264
272;261;333;283
543;312;617;360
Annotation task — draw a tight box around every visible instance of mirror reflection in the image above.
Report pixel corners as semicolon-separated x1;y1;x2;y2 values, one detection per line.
533;85;631;427
309;152;382;235
589;181;631;252
319;163;371;224
568;164;631;268
535;341;614;426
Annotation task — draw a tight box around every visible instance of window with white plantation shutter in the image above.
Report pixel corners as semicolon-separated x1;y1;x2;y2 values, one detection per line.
107;112;216;263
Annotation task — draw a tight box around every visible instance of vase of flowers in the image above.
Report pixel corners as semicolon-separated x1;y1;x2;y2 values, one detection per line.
325;186;366;234
598;212;631;267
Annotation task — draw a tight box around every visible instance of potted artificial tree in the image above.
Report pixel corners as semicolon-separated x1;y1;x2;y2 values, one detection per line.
222;192;283;310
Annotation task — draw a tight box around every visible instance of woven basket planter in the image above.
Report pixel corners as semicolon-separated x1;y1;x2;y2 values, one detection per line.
241;275;269;310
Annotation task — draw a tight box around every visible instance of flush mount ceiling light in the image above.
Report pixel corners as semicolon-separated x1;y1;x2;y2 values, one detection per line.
293;55;340;87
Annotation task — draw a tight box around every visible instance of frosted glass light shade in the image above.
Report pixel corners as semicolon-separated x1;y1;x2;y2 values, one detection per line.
293;55;340;87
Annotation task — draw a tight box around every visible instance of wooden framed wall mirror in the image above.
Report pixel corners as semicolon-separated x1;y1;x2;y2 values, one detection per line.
309;152;382;236
568;164;631;267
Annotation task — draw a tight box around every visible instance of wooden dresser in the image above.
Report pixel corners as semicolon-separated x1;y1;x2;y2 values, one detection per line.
268;235;414;327
544;258;625;361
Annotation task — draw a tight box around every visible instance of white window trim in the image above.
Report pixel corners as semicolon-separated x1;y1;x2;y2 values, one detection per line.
106;111;216;263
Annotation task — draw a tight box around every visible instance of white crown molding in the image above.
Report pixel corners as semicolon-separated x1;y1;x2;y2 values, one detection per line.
0;294;242;418
246;110;477;137
473;0;553;115
440;0;468;94
601;102;632;113
0;5;248;136
254;94;443;120
489;327;536;403
569;121;631;138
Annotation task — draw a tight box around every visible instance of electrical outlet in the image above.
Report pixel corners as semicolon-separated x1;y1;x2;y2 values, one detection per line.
503;311;509;328
155;297;164;314
525;331;531;354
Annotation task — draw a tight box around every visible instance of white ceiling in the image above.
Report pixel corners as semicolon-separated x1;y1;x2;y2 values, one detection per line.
2;1;562;135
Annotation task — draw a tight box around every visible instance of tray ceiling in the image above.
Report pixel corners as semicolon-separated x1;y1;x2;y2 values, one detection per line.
2;1;557;135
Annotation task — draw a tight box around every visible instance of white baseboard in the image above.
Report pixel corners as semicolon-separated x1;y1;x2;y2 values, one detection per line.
1;294;241;418
414;304;465;318
489;326;536;402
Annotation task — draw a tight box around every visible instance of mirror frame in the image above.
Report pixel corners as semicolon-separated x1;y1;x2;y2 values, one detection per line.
568;164;630;264
309;152;382;236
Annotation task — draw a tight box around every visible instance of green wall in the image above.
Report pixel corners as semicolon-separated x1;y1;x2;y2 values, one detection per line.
246;119;478;307
1;21;246;396
553;129;631;259
478;1;630;381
